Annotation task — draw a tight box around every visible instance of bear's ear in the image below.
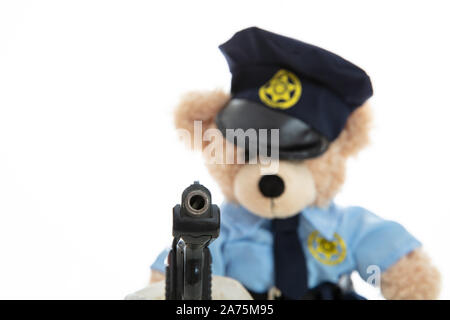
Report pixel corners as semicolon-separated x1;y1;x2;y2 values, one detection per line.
174;90;230;150
335;102;372;157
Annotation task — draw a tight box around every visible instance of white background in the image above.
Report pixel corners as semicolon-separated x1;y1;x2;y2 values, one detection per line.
0;0;449;299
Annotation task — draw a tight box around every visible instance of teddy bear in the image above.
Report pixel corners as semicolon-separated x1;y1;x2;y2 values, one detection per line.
145;27;441;300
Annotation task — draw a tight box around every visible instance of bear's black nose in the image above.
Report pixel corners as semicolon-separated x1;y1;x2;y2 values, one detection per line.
258;175;285;198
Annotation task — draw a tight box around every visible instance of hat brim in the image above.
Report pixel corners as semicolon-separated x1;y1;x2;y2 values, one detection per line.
215;99;329;160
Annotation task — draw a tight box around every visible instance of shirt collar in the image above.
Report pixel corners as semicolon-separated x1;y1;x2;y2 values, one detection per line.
221;202;268;235
301;202;340;241
223;202;340;240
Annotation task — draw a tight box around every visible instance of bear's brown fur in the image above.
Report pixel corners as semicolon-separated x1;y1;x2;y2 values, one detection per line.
154;89;441;300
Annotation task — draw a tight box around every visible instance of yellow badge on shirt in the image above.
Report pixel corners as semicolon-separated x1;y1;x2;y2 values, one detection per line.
307;230;347;266
258;69;302;109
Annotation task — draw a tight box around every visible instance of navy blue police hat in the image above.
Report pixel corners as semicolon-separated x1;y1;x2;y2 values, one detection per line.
215;27;373;160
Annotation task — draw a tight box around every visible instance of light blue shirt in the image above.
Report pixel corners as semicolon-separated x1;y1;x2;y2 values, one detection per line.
151;202;421;293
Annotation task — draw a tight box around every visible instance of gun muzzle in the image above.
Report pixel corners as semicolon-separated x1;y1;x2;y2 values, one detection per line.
185;188;209;216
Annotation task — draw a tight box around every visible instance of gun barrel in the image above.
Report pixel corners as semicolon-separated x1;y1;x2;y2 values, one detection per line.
184;189;209;216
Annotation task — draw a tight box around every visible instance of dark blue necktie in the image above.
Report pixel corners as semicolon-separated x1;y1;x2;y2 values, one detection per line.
272;214;308;299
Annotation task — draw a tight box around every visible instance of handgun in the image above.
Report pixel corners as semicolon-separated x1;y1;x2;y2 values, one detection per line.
165;181;220;300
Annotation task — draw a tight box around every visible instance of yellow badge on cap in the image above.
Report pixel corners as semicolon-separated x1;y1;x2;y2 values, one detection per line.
307;230;347;266
258;69;302;109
